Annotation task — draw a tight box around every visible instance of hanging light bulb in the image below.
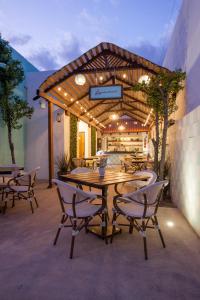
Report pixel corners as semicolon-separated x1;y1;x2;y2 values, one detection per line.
118;125;125;131
109;113;119;121
75;74;86;86
138;75;150;84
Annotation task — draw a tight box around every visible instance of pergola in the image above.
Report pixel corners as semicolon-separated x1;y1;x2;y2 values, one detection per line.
34;42;169;187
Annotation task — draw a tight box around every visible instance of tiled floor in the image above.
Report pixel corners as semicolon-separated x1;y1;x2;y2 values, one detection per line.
0;181;200;300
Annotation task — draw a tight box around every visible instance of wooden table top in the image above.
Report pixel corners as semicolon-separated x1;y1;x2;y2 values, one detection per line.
60;171;149;189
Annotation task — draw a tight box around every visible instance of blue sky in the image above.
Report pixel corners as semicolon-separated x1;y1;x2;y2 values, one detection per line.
0;0;182;70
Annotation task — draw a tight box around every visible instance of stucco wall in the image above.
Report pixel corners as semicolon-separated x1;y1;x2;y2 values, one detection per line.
25;71;67;179
163;0;200;114
167;106;200;235
164;0;200;235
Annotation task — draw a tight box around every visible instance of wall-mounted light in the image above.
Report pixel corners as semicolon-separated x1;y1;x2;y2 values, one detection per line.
56;112;62;123
39;99;46;109
75;74;86;86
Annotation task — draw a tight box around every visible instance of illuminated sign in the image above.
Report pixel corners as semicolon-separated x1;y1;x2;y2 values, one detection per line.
89;85;123;100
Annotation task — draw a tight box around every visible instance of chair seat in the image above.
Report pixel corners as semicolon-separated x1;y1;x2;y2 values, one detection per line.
66;202;102;218
10;185;29;192
117;202;155;218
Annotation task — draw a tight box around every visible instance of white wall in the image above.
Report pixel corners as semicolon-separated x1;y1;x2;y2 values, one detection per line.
163;0;200;235
164;0;200;114
25;71;66;179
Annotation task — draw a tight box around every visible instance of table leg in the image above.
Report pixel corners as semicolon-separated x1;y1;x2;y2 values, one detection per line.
88;186;121;239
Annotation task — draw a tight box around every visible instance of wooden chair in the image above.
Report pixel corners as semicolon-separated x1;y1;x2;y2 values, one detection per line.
0;164;20;183
111;181;168;260
7;167;40;213
125;170;157;190
52;179;107;259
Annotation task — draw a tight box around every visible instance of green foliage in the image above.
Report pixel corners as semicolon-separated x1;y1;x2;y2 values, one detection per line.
133;70;186;118
55;153;73;173
0;36;34;163
70;114;77;158
1;95;34;129
133;69;186;179
91;126;96;156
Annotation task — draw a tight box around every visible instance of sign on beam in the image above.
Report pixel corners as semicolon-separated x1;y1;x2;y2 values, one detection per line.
89;85;123;100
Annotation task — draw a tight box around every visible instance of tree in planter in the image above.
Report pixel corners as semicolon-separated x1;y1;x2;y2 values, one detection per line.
0;36;34;164
133;70;186;179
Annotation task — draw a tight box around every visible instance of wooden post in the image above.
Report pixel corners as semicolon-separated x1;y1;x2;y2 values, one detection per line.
48;101;54;188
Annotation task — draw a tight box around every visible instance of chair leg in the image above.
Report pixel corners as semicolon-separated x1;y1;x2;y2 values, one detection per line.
12;194;15;208
54;215;66;245
29;200;34;214
142;221;148;260
84;218;89;233
70;235;75;259
34;196;39;208
3;201;7;215
154;216;166;248
70;219;77;259
102;211;108;245
129;218;134;234
110;211;117;244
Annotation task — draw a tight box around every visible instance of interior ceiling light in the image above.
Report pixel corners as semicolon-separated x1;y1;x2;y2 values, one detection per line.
57;87;61;91
70;98;73;102
122;73;127;79
109;113;119;121
64;92;67;96
99;76;103;81
75;74;86;86
138;75;150;84
118;125;125;131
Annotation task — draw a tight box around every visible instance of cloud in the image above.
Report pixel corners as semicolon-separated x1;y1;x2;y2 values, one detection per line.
128;20;176;65
9;34;32;46
28;49;59;71
27;33;83;70
128;39;168;65
57;32;82;64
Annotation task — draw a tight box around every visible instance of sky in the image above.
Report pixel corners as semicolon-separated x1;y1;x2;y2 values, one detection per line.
0;0;182;71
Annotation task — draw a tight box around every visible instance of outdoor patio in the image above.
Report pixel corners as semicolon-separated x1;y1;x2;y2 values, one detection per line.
1;181;200;300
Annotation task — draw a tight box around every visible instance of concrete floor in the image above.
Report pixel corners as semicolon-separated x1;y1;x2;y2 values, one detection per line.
0;181;200;300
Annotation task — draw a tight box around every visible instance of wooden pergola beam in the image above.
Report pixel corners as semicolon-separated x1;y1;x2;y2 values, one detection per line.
93;102;121;119
123;101;149;117
48;101;54;188
124;92;148;106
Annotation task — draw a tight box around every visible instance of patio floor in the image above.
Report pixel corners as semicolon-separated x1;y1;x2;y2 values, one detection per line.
0;181;200;300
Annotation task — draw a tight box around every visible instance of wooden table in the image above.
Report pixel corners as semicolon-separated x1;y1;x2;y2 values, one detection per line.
60;171;149;238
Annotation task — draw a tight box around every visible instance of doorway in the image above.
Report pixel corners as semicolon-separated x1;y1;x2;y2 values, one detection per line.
78;132;85;158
